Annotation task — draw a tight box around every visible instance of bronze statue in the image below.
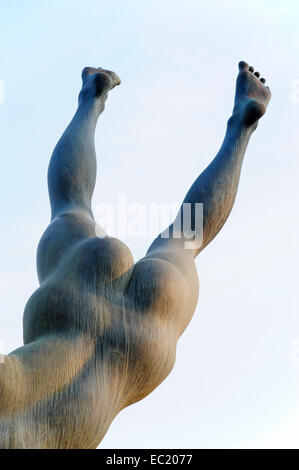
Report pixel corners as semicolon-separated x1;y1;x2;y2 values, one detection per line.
0;61;271;448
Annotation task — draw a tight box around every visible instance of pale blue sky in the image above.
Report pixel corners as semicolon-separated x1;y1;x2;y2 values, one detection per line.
0;0;299;448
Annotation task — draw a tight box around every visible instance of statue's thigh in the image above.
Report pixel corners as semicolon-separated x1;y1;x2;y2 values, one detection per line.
36;211;96;282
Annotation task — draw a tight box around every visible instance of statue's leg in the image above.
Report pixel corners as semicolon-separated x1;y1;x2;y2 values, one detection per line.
147;61;271;261
37;67;121;282
0;68;122;446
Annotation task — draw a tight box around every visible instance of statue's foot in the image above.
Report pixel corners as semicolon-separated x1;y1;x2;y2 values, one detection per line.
79;66;121;108
232;61;271;129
